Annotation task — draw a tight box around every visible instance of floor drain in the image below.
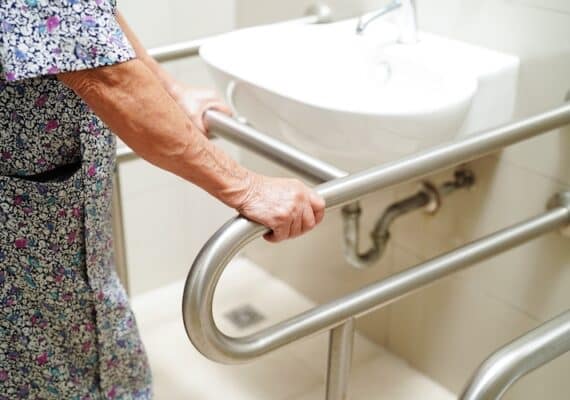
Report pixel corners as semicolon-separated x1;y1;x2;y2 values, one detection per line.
224;304;266;330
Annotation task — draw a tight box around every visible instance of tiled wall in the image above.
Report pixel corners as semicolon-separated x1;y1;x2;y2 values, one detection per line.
234;0;570;398
390;1;570;397
117;0;239;295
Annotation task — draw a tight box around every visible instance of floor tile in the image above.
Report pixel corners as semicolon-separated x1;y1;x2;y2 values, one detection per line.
290;350;455;400
132;258;453;400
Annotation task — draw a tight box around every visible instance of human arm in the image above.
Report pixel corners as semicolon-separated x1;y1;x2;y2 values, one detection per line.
57;60;325;242
115;11;229;134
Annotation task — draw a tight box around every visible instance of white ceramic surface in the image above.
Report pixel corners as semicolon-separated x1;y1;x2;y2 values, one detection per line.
200;18;520;171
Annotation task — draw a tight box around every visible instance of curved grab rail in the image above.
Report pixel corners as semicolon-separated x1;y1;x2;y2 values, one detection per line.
461;309;570;400
183;206;570;364
183;104;570;364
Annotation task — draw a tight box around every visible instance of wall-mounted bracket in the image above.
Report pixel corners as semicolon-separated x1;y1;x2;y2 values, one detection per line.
305;3;333;23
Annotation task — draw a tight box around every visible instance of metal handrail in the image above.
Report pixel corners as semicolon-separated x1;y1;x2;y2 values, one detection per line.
146;4;332;63
183;104;570;366
461;309;570;400
206;112;347;182
184;202;570;361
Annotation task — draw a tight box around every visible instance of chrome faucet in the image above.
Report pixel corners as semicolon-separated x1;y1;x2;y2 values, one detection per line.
356;0;418;44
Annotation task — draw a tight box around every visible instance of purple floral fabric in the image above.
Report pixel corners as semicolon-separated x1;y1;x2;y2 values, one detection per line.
0;0;133;82
0;1;152;399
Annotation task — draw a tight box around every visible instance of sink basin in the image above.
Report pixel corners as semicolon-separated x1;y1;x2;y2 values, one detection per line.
200;18;519;171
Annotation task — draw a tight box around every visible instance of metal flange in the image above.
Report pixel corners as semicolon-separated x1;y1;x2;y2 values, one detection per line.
547;191;570;237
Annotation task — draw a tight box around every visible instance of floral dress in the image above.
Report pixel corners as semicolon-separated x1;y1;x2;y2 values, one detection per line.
0;1;152;399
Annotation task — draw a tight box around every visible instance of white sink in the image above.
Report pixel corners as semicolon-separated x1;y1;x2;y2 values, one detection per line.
201;18;519;171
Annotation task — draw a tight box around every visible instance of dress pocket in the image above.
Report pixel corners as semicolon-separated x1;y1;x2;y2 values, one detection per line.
0;162;85;207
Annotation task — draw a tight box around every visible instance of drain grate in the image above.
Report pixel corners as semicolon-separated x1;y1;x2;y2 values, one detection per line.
224;304;266;330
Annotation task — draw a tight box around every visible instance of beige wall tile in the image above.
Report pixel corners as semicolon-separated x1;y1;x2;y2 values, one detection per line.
418;0;570;185
503;350;570;400
386;246;427;366
235;0;389;28
414;277;539;394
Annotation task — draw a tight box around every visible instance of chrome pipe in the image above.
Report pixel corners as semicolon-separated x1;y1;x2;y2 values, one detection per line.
183;199;570;363
343;169;476;269
342;191;430;268
461;309;570;400
326;319;355;400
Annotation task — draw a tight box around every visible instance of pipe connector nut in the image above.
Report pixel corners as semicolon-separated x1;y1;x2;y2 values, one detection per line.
422;181;442;215
547;191;570;237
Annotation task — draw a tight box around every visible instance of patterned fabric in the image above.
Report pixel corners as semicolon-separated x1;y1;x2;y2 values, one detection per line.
0;1;152;399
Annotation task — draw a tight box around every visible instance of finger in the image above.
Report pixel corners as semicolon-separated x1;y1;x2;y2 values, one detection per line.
289;208;303;238
301;205;316;234
207;102;232;115
267;218;293;243
309;192;326;210
263;231;278;243
314;207;325;225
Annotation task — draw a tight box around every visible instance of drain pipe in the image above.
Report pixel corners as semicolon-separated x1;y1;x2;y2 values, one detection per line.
342;168;476;269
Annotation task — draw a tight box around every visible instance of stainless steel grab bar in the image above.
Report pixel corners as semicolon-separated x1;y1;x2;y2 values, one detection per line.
183;105;570;399
205;112;347;182
146;4;332;63
461;309;570;400
183;200;570;363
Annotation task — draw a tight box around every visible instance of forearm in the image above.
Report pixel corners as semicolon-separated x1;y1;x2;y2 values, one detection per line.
58;59;251;207
115;11;182;99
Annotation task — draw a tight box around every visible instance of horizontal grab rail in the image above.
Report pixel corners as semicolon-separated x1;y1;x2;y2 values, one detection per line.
205;111;347;182
461;309;570;400
148;38;204;63
182;104;570;364
146;6;332;64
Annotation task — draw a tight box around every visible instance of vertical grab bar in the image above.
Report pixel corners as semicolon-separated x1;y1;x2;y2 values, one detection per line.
461;309;570;400
326;319;355;399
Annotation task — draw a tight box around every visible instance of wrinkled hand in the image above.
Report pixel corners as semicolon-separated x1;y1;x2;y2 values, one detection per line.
236;174;326;243
173;85;232;136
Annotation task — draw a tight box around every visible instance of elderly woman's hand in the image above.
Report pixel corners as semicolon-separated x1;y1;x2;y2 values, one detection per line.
234;173;326;243
172;85;232;136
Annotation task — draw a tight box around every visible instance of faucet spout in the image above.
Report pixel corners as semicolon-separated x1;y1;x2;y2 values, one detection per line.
356;1;402;35
356;0;419;44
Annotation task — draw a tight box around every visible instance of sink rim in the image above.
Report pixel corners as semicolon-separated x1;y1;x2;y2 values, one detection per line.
199;20;479;118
